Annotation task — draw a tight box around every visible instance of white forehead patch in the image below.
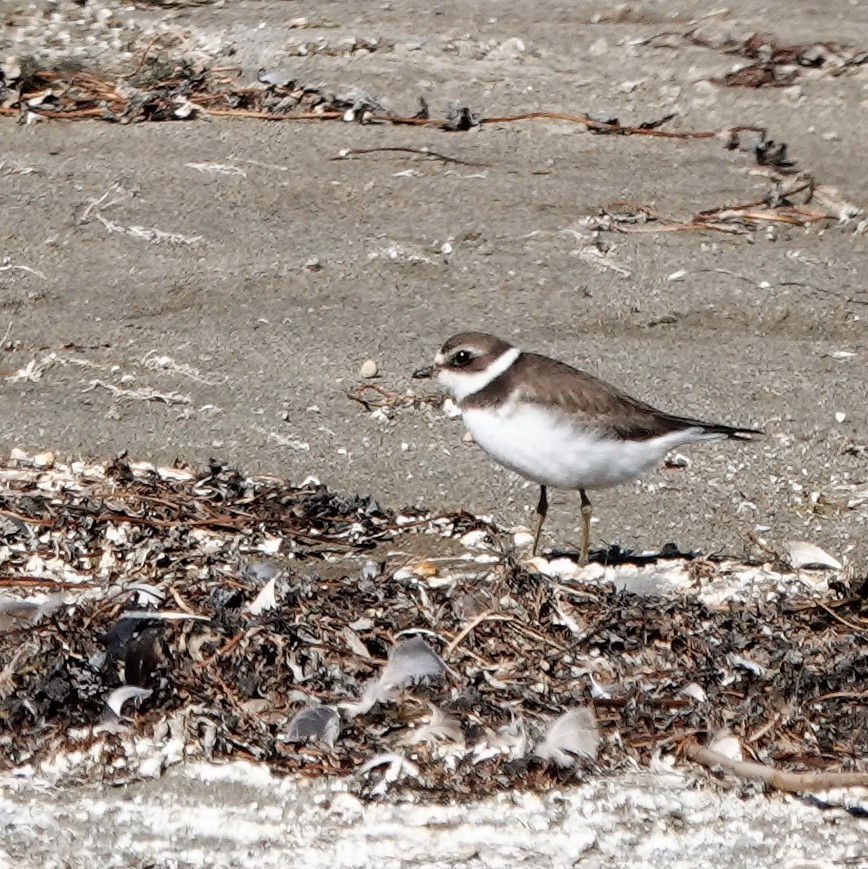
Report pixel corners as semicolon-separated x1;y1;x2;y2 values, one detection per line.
437;347;520;402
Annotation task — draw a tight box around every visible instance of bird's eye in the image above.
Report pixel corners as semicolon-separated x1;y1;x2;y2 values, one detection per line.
451;350;473;367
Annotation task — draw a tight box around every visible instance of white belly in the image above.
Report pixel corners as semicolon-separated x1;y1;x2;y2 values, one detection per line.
461;404;703;490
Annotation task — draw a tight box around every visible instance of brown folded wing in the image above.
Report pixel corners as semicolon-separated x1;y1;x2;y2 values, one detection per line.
462;352;758;441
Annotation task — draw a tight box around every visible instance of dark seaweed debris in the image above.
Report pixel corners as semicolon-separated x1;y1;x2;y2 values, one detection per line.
0;456;865;798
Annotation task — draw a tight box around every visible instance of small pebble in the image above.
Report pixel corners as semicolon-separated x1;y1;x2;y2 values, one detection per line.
359;359;378;378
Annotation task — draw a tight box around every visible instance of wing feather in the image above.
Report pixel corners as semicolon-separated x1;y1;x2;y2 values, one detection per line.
464;352;760;441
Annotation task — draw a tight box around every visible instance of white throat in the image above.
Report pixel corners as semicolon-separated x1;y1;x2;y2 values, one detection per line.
437;347;521;402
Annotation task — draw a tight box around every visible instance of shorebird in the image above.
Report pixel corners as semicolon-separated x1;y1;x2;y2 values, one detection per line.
415;332;761;562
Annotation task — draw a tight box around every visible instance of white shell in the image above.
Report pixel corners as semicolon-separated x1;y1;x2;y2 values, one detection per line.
785;541;842;570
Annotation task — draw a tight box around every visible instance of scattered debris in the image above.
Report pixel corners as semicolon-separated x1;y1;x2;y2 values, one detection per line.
0;257;47;281
396;704;465;748
93;217;202;246
573;239;632;277
82;379;192;405
259;428;311;452
0;60;859;240
142;351;220;385
640;29;868;86
581;168;861;236
444;103;480;131
246;576;278;615
185;162;247;177
347;382;441;414
343;636;446;717
5;352;62;383
358;752;420;797
0;454;864;798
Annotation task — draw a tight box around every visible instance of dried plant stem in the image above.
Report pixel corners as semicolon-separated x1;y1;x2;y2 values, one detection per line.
684;741;868;791
444;612;513;658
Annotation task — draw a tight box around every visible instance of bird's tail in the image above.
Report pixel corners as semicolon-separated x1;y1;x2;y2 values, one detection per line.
688;421;762;441
661;412;762;442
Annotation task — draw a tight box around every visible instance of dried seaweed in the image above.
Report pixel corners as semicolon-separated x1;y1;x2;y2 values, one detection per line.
583;167;859;236
0;60;782;148
4;57;863;236
640;29;868;87
0;455;865;799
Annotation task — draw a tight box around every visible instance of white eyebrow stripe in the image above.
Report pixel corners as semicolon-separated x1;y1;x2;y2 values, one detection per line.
438;347;521;402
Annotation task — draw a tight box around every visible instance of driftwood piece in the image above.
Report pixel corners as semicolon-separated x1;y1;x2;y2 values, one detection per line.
684;741;868;792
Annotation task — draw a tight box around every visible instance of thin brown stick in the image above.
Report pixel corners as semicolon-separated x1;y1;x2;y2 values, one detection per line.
116;33;185;80
747;717;778;743
93;512;243;530
333;146;488;167
369;113;445;127
478;111;765;139
507;619;569;652
205;109;344;121
0;508;53;527
683;741;868;792
813;601;868;633
444;612;513;658
194;626;262;669
0;576;99;589
812;690;868;703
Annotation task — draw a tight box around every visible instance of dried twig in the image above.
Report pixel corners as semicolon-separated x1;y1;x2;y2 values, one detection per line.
333;146;488;167
444;612;514;658
347;383;440;411
684;741;868;792
117;33;184;80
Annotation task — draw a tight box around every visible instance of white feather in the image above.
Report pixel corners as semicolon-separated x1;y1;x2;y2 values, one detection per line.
397;704;465;747
285;705;340;747
106;685;152;718
534;706;601;766
246;577;278;615
342;637;445;717
472;718;528;763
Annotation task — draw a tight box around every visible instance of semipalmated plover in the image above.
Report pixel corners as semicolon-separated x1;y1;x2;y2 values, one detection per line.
414;332;761;562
